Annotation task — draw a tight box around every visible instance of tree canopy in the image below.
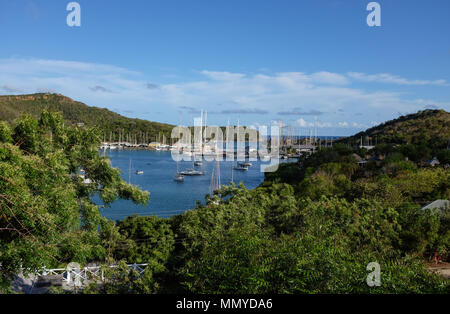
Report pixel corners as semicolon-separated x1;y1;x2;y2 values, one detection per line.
0;110;449;294
0;110;149;290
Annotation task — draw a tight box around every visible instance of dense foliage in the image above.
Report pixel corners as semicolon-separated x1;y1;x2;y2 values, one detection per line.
341;109;450;154
0;111;149;291
0;109;449;294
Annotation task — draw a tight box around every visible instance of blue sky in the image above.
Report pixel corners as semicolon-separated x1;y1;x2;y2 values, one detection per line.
0;0;449;135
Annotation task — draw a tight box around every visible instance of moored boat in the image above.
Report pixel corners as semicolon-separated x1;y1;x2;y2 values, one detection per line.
180;168;204;176
233;165;249;171
174;173;185;182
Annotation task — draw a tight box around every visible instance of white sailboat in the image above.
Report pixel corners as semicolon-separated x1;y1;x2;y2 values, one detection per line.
180;168;204;176
181;112;204;176
232;119;248;171
128;159;132;184
210;145;221;194
79;169;92;184
174;159;184;182
233;164;249;171
174;173;185;182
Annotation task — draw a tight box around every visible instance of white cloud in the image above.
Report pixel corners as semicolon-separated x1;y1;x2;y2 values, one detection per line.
310;71;349;85
296;118;308;127
295;119;333;128
348;72;448;86
352;122;368;128
0;58;448;130
200;70;246;81
294;119;367;129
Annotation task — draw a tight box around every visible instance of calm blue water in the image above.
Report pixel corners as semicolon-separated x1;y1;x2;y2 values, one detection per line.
97;150;293;220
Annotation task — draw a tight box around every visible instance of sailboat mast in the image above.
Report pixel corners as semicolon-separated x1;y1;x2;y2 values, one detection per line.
210;171;214;195
128;158;131;184
200;109;203;149
231;164;234;184
216;159;219;190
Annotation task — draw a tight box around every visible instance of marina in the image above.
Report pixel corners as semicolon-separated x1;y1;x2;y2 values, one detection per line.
96;150;297;220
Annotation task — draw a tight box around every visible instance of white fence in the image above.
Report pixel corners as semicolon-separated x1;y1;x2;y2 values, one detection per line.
36;263;148;287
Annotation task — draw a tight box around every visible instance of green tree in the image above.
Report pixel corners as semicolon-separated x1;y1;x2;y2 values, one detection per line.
0;111;149;291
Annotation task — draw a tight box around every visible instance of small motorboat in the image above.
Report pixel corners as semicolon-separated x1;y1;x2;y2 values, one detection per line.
194;161;203;167
180;168;204;176
238;161;252;167
233;165;249;171
136;170;144;175
174;173;185;182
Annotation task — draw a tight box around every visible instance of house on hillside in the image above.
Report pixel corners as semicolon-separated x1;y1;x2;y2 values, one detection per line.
298;144;315;155
421;199;450;212
359;136;375;150
149;142;161;149
427;157;440;167
369;155;382;166
352;153;368;167
358;159;368;167
352;153;362;162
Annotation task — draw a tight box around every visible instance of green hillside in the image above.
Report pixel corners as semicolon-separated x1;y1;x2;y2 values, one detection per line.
0;93;174;143
343;109;450;149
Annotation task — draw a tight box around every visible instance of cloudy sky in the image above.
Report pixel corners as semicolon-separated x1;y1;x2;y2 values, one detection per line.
0;0;449;136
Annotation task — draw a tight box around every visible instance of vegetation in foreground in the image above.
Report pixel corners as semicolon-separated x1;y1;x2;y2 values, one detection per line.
0;110;449;294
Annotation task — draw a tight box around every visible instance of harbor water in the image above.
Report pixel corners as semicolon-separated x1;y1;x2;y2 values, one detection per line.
97;150;292;220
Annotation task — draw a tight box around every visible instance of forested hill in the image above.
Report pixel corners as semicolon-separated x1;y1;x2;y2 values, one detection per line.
0;93;174;142
343;109;450;148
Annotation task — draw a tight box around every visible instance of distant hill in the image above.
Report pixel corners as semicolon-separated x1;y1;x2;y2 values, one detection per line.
343;109;450;149
0;93;174;143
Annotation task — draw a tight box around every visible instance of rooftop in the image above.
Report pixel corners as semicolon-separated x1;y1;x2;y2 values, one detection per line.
421;199;450;211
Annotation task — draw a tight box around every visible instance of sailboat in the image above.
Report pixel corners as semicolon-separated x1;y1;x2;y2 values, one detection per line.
183;152;204;175
180;168;204;176
128;159;132;184
210;146;221;194
233;164;249;171
79;169;92;184
174;173;184;182
180;112;204;176
128;159;144;176
174;160;185;182
233;119;249;172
